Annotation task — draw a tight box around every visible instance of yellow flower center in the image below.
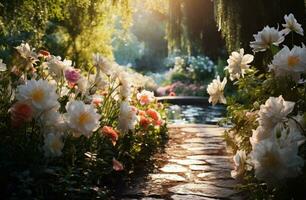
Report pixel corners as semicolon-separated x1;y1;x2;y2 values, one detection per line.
78;112;91;126
263;151;280;168
51;139;62;151
31;88;45;102
287;55;300;67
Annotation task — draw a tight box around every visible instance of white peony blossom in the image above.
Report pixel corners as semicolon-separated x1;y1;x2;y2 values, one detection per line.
258;96;295;131
282;13;304;36
47;56;72;78
290;114;306;130
76;76;89;95
15;43;34;59
231;150;247;180
0;59;7;72
118;72;131;100
16;79;59;113
225;48;254;81
250;126;270;147
250;138;304;185
65;100;100;137
118;101;137;132
207;76;227;106
250;26;285;52
40;109;66;132
93;73;108;90
268;45;306;81
43;132;64;157
93;53;113;76
278;122;306;148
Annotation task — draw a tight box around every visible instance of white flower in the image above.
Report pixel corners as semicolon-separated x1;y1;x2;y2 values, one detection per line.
118;101;137;132
268;45;306;81
207;76;227;106
93;74;108;89
250;138;304;185
278;121;306;147
290;114;306;130
250;26;285;52
258;96;294;131
43;132;64;157
15;43;34;59
282;13;304;36
65;100;101;137
40;109;66;132
47;56;72;78
137;90;155;105
225;48;254;81
16;79;59;113
0;59;7;72
76;76;89;95
231;150;247;180
93;53;113;75
250;126;269;147
174;56;184;68
118;72;131;100
251;119;305;148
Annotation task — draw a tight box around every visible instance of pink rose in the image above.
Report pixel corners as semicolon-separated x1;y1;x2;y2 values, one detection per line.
65;68;80;84
9;101;33;127
112;158;124;171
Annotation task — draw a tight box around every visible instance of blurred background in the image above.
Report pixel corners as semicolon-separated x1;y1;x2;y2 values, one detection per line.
1;0;305;96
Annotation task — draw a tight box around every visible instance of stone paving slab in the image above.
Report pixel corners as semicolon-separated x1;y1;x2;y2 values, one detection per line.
120;124;242;200
171;194;217;200
168;183;238;198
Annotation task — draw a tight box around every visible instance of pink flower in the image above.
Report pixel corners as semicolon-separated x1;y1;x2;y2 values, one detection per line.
136;90;155;105
92;95;103;107
153;119;163;126
139;116;151;129
113;158;124;171
9;101;33;127
138;110;146;116
146;108;161;122
101;126;119;145
156;87;166;96
65;68;80;84
38;50;51;59
169;92;176;96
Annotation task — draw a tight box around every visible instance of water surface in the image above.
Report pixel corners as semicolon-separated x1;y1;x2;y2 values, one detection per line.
167;104;226;124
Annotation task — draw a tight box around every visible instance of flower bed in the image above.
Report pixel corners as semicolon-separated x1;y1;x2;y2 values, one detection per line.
154;55;218;97
0;44;167;199
156;81;206;97
207;13;306;199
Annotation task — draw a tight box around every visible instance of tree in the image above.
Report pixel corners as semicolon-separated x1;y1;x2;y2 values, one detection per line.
0;0;132;67
167;0;225;60
214;0;306;53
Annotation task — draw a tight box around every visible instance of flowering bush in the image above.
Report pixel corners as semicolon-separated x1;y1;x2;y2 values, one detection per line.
165;55;216;85
156;81;206;96
207;13;306;199
0;44;167;198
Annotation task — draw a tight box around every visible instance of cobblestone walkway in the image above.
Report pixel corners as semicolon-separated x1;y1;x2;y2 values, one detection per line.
121;124;242;200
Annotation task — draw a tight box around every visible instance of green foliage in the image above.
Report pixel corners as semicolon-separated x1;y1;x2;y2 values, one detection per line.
167;0;225;60
214;0;306;55
0;0;133;68
166;55;216;85
0;43;168;199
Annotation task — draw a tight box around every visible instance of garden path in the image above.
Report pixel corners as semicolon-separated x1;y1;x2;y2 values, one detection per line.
120;124;243;200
